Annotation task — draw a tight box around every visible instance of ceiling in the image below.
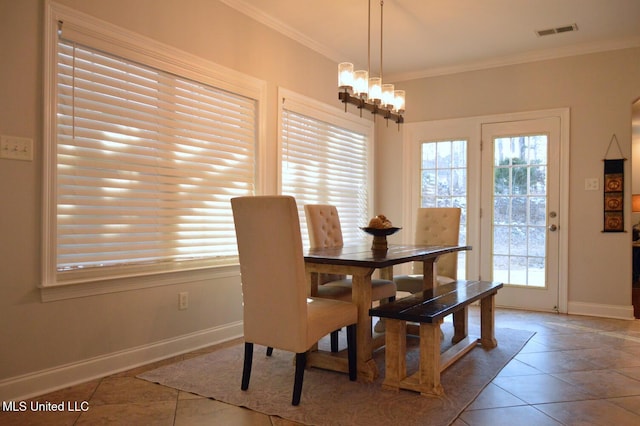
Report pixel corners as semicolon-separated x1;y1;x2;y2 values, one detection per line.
221;0;640;81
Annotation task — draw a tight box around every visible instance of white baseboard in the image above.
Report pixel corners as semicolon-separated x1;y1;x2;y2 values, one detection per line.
0;321;243;401
568;301;635;320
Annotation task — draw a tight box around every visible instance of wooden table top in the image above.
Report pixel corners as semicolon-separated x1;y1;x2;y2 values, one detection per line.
304;244;471;269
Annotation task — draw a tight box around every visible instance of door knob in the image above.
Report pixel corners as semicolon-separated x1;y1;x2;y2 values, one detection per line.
548;224;557;232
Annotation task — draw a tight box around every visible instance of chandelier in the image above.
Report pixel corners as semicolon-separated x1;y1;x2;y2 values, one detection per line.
338;0;405;126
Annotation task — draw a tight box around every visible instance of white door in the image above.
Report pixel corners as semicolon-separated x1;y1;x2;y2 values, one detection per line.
480;117;561;311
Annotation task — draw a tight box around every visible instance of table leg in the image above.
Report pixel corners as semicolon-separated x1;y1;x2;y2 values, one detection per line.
306;270;320;297
351;270;378;381
379;266;393;281
421;258;444;340
479;293;498;348
422;258;437;290
452;307;468;344
373;266;394;334
306;270;321;351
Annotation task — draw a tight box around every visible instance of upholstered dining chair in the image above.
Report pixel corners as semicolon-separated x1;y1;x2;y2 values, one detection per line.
231;195;357;406
304;204;397;351
393;207;462;294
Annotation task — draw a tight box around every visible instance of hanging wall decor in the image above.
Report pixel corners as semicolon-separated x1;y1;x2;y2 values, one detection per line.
602;134;626;232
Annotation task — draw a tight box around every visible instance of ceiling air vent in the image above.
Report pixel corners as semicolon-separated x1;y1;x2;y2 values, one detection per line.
535;23;578;37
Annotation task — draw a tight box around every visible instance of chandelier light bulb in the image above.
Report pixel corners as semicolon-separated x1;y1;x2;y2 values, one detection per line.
393;90;405;113
382;83;395;108
368;77;382;104
338;62;354;91
353;70;369;99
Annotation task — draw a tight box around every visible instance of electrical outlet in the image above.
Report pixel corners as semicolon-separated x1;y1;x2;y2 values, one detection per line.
178;292;189;310
0;135;33;161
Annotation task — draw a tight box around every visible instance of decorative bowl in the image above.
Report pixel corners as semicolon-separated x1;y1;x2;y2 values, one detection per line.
359;227;402;237
360;227;401;250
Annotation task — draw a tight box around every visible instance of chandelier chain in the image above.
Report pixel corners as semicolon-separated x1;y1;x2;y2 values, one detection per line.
380;0;383;81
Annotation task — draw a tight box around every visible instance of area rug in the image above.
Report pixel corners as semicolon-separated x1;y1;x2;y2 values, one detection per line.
139;327;534;426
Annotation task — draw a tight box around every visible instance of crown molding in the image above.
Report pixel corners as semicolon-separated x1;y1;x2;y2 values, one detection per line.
367;35;640;82
219;0;343;63
220;1;640;83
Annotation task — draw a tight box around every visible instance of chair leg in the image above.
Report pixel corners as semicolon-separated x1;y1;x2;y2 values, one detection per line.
330;330;339;352
346;323;357;381
266;347;273;356
241;342;253;391
292;352;307;405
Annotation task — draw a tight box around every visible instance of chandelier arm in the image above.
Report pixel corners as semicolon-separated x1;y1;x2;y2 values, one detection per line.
338;92;403;124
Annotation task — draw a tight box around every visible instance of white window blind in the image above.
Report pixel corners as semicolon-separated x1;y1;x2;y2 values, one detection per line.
280;96;372;247
45;11;260;287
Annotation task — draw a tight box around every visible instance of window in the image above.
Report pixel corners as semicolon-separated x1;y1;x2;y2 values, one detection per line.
279;89;373;247
43;3;266;294
420;140;467;277
420;140;467;209
492;134;548;286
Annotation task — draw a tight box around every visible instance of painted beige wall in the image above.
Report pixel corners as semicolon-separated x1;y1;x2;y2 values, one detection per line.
376;48;640;310
0;0;338;395
2;0;640;398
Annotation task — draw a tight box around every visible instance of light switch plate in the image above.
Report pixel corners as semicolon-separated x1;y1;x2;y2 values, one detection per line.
1;135;33;161
584;178;599;191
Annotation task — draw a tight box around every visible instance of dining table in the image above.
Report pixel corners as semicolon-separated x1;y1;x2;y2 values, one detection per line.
304;243;471;382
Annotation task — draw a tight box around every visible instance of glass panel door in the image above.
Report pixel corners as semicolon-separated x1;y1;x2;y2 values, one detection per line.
481;118;560;311
492;134;548;287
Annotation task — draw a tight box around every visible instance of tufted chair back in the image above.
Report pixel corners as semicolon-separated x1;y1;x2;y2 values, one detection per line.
304;204;346;284
412;207;461;280
304;204;344;249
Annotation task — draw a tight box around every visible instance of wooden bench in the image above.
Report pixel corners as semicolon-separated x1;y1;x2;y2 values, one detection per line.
369;280;503;396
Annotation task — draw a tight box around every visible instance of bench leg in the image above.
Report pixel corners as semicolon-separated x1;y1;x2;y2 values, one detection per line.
419;320;445;396
452;307;468;344
480;293;498;348
382;319;407;391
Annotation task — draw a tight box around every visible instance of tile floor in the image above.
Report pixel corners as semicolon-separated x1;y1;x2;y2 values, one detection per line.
3;308;640;425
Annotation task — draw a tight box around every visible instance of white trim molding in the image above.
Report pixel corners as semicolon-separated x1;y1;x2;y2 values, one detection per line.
568;301;635;321
0;322;243;401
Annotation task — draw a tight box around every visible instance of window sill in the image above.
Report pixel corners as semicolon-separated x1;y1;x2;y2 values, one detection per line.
39;264;240;302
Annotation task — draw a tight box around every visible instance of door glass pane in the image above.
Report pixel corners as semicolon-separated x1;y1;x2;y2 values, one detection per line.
492;134;548;287
420;140;467;278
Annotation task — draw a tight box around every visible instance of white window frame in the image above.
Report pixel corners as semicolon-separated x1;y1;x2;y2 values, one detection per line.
41;1;267;301
419;139;468;279
277;88;374;247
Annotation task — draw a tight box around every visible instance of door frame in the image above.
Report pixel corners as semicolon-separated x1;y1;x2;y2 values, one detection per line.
402;108;570;313
481;116;561;311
